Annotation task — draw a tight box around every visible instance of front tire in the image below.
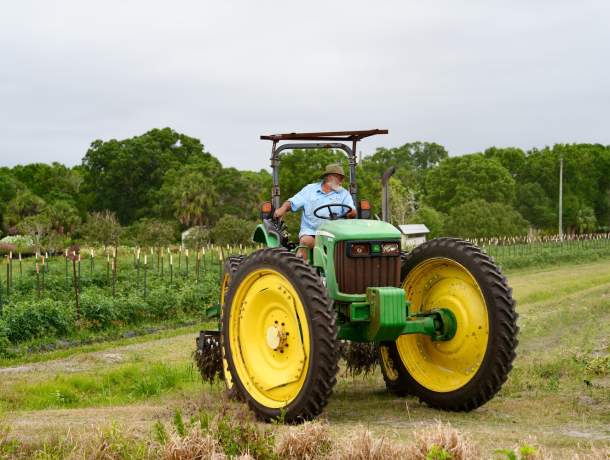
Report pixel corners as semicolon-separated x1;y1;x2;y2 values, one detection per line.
222;248;339;423
379;238;518;411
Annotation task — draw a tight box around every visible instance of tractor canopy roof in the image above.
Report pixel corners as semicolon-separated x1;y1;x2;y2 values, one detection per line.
260;129;388;142
261;129;388;209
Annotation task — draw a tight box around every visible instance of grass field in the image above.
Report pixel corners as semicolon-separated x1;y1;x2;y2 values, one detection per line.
1;259;609;458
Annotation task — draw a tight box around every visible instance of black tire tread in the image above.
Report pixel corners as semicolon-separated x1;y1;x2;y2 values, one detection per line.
380;237;518;411
220;255;245;400
222;248;339;423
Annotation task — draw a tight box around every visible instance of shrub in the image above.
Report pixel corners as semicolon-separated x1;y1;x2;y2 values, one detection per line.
80;289;119;330
126;218;177;248
178;274;218;313
0;243;17;255
410;206;445;238
0;234;34;248
210;216;255;246
0;323;10;356
146;286;179;319
115;293;149;324
182;226;210;249
2;299;76;342
444;199;529;238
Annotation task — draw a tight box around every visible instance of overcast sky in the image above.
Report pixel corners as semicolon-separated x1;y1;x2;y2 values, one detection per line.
1;1;609;171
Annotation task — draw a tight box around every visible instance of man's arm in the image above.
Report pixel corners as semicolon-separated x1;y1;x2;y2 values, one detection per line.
274;184;309;219
344;192;357;218
273;201;292;219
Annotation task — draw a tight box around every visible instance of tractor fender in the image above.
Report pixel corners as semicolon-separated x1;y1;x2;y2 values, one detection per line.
251;224;280;248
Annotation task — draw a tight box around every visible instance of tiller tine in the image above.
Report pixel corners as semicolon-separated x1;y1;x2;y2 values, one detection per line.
340;341;379;377
194;330;224;383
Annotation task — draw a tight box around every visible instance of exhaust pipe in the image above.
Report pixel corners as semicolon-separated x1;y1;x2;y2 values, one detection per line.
381;166;396;223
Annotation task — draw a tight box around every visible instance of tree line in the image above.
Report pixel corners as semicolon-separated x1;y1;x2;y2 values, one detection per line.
1;127;609;249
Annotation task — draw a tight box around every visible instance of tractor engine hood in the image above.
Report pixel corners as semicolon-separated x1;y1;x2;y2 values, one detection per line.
315;219;400;241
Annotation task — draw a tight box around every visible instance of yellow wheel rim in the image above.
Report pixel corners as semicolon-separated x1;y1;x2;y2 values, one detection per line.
397;258;489;392
220;272;230;306
220;272;234;389
228;268;310;408
379;345;399;382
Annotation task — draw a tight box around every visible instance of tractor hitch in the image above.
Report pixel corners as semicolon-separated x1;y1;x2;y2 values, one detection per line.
338;287;458;342
408;308;457;341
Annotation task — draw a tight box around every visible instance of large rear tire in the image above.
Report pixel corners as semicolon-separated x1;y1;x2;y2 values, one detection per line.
219;255;244;399
194;255;244;390
222;248;339;423
379;238;518;411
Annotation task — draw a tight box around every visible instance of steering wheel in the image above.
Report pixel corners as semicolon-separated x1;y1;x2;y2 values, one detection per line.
313;203;353;220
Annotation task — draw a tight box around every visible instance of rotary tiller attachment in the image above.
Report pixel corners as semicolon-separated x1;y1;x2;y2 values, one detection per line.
194;330;224;383
340;341;379;377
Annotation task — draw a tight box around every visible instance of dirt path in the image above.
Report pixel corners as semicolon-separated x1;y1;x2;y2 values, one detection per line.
0;332;196;385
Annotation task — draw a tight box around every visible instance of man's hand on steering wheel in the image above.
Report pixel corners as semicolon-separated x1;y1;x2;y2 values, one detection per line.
313;203;355;220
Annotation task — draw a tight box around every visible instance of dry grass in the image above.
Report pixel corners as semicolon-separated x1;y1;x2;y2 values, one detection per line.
336;427;408;460
161;430;225;460
403;421;479;460
276;421;333;460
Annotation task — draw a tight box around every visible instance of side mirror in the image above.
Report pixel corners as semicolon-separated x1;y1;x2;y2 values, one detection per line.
359;199;371;219
260;201;273;220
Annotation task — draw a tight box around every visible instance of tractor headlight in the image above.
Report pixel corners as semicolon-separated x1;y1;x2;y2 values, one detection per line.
381;242;400;255
349;242;370;257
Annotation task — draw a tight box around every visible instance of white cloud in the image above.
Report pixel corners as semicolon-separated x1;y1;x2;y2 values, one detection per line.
1;0;609;170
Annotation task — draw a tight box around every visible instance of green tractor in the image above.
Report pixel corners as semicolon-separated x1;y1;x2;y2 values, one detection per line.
195;130;518;423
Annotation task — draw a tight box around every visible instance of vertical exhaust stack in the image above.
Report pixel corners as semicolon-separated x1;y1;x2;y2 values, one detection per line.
381;166;396;223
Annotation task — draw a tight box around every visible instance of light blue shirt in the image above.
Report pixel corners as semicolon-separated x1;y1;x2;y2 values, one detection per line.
289;182;355;237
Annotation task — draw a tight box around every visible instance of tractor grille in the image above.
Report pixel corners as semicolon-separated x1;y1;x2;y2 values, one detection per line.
334;241;401;294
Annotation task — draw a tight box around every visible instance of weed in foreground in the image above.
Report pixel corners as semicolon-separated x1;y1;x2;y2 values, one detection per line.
403;421;479;460
276;421;333;460
156;405;276;460
161;429;224;460
337;427;407;460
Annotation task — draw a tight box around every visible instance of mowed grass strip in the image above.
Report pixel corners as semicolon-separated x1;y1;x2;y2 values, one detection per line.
0;361;201;411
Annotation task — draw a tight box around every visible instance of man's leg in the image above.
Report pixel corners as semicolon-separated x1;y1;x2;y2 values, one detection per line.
297;235;315;261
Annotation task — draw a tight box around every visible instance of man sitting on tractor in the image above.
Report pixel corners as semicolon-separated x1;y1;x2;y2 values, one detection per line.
273;163;356;258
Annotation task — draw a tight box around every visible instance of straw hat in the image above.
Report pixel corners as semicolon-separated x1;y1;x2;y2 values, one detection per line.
320;163;345;178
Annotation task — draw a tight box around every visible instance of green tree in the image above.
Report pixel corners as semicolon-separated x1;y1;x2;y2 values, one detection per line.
0;169;24;235
11;162;83;206
210;215;255;246
5;190;46;229
81;127;221;224
409;206;445;238
516;182;556;230
214;168;272;221
127;218;177;248
425;154;516;213
484;147;527;178
444;200;529;238
358;142;448;213
16;214;52;253
80;211;123;248
521;144;610;231
45;200;81;235
182;226;210;249
576;206;597;233
388;177;416;225
160;164;218;227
